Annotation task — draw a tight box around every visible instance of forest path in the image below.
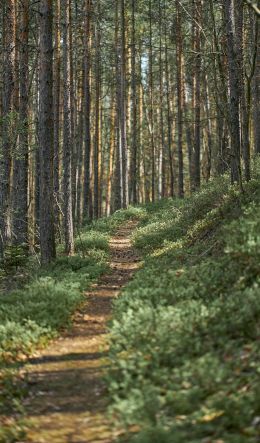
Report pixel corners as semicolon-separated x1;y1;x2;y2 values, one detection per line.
23;220;140;443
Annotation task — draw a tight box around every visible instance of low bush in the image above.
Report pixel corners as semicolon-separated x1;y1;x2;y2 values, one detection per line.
0;206;145;441
75;230;110;254
108;167;260;442
90;206;147;234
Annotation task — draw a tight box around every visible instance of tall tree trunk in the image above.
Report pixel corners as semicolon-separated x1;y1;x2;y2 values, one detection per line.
193;0;202;190
83;0;92;220
34;67;40;242
39;0;56;264
69;1;76;219
106;94;116;216
176;0;184;198
119;0;128;208
209;0;230;175
53;0;61;237
236;0;251;181
252;18;260;154
76;65;84;227
224;0;242;185
148;0;156;202
62;0;74;254
13;0;29;246
0;0;15;258
139;52;149;203
164;10;174;198
203;74;213;181
114;0;122;211
159;0;166;198
93;13;101;218
129;0;138;204
183;75;193;189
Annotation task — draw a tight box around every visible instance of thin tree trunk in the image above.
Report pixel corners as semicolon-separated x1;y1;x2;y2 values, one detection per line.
0;0;15;258
34;67;40;242
39;0;56;264
252;17;260;154
164;13;174;198
76;64;84;226
114;0;122;211
176;0;184;198
148;0;156;202
119;0;128;208
93;14;101;218
193;0;202;190
204;73;213;181
159;0;166;198
13;0;29;246
224;0;242;185
69;1;76;219
106;95;116;216
129;0;138;204
183;76;193;189
83;0;92;220
235;0;250;181
53;0;61;237
62;0;74;255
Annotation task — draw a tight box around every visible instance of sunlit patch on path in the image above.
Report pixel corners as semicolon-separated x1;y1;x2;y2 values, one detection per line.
23;220;140;443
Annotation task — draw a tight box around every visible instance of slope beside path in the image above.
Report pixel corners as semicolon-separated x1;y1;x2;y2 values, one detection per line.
23;220;140;443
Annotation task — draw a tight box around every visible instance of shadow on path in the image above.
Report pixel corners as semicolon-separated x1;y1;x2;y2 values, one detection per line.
22;220;140;443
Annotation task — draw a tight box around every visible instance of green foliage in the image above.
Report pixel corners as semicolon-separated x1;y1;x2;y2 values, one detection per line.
0;218;116;441
108;173;260;442
0;204;146;441
75;230;110;254
90;206;147;234
0;253;109;366
0;367;28;443
0;419;26;443
1;245;28;275
0;204;147;366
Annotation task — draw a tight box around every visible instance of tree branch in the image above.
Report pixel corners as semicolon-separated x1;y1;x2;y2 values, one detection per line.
244;0;260;17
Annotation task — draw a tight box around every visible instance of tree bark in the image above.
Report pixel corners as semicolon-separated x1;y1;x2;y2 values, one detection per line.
62;0;74;254
39;0;56;264
159;0;166;198
0;0;15;258
164;10;174;198
13;0;29;246
149;0;156;202
224;0;242;185
106;94;116;216
83;0;92;220
93;12;101;218
253;19;260;154
193;0;202;190
53;0;61;237
176;0;184;198
129;0;138;204
119;0;128;208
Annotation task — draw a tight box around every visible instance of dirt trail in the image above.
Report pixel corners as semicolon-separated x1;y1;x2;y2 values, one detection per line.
23;220;140;443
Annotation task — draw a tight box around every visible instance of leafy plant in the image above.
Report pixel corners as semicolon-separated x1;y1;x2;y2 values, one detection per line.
107;170;260;443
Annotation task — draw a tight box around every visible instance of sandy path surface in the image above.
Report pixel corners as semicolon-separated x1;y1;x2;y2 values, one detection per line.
23;220;140;443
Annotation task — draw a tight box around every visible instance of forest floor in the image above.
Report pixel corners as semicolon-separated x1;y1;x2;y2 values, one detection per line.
22;220;140;443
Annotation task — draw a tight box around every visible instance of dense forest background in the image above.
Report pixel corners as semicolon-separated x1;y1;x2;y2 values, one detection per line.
0;2;260;442
0;0;259;265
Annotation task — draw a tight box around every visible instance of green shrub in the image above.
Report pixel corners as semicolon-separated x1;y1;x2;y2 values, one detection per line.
90;206;147;234
0;203;145;441
108;172;260;443
75;230;110;254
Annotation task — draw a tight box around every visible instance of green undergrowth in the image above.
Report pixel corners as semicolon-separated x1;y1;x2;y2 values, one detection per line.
0;206;144;443
108;165;260;442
